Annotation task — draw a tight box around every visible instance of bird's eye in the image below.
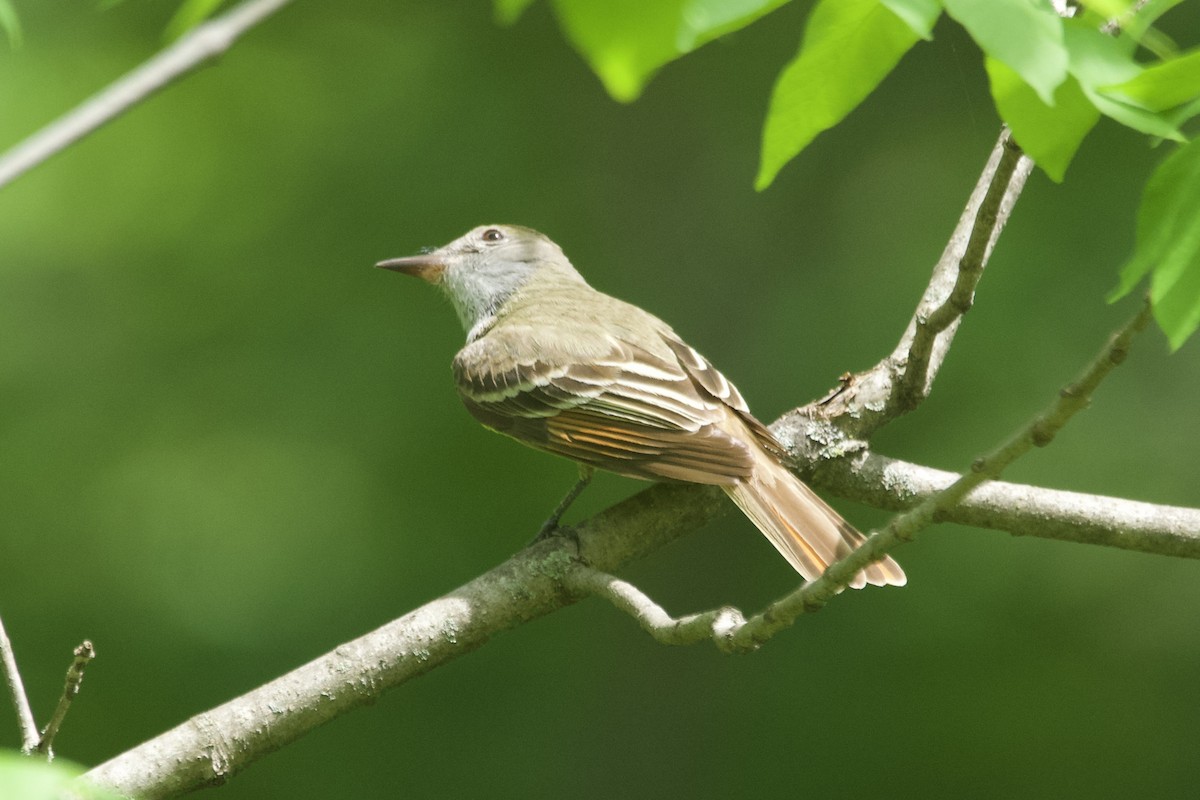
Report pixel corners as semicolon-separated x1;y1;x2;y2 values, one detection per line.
481;228;504;243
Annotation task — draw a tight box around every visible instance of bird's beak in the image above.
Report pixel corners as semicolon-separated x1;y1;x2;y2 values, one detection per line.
375;253;446;283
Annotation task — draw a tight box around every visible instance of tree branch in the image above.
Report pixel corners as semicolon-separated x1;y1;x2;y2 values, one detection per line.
0;614;39;753
0;0;293;191
820;451;1200;559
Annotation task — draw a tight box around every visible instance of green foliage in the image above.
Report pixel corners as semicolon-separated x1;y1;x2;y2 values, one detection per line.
1104;47;1200;111
880;0;943;38
1076;0;1180;57
943;0;1068;105
985;58;1098;181
675;0;793;51
1111;138;1200;349
549;0;690;101
513;0;1200;345
544;0;788;102
0;751;121;800
755;0;929;190
1065;21;1187;140
989;17;1196;183
527;0;1196;182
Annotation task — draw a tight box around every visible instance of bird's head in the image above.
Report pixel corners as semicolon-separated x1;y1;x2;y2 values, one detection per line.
377;224;584;334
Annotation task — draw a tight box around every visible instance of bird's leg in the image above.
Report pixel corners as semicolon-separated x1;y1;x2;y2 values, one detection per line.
533;465;595;541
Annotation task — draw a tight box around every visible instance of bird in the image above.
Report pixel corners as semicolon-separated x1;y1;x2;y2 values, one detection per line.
377;224;905;589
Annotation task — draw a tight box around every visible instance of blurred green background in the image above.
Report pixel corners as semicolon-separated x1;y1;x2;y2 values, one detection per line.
2;1;1199;797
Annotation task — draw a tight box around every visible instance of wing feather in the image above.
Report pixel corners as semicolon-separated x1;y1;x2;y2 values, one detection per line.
453;332;756;483
659;333;787;460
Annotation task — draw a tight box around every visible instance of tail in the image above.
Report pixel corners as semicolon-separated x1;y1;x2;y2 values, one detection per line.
724;450;906;589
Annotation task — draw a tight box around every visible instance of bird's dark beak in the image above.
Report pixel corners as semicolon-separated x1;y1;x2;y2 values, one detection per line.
375;253;446;283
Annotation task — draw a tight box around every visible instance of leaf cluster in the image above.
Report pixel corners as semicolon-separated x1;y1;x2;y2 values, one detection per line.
497;0;1200;346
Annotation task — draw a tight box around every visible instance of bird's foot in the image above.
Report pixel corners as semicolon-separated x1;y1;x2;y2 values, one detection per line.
528;465;594;546
532;517;565;543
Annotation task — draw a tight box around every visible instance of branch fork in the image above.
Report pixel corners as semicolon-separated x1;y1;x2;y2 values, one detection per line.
1;620;96;759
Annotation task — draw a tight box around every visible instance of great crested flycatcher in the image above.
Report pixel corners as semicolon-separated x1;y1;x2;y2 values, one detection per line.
377;225;905;589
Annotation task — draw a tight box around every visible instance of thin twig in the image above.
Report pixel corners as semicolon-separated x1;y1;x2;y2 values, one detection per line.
564;566;746;650
0;614;39;753
36;640;96;759
0;0;294;190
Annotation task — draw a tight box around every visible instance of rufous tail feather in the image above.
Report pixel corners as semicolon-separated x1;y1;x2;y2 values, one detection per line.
724;449;906;589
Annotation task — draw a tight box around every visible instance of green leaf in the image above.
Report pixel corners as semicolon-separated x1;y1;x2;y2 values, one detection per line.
164;0;227;43
1083;90;1186;139
1111;139;1200;349
1063;20;1185;140
880;0;943;40
756;0;922;190
0;0;22;48
986;57;1098;182
942;0;1067;105
0;751;123;800
1102;48;1200;112
551;0;690;102
1063;19;1139;87
494;0;537;26
676;0;793;51
1154;243;1200;350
